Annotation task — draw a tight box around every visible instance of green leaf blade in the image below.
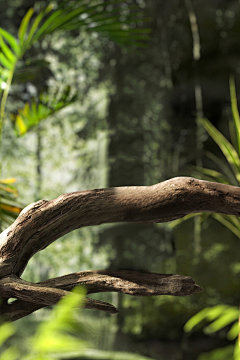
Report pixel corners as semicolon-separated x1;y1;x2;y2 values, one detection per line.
0;35;16;63
0;28;21;56
18;8;34;46
200;118;240;182
230;76;240;156
0;53;13;70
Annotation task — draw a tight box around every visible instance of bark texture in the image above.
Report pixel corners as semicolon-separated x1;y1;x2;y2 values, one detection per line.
0;176;239;322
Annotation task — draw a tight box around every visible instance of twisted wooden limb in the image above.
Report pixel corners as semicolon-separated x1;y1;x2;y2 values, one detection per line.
0;270;202;322
0;177;239;321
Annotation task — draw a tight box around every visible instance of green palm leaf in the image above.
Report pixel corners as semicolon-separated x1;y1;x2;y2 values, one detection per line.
12;86;78;135
191;166;230;184
32;1;151;46
0;28;21;57
199;117;240;183
0;36;17;64
230;76;240;156
18;7;35;46
0;178;22;230
212;214;240;239
204;151;239;186
20;5;54;53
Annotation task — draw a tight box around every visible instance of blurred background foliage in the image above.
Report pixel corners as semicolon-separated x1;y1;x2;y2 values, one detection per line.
1;0;240;359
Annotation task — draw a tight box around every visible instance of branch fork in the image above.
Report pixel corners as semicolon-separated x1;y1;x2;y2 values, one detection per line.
1;177;239;322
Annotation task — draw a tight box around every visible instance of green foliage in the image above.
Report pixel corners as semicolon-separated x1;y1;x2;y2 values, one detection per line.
0;286;155;360
0;178;22;230
11;85;78;135
0;0;151;138
184;305;238;338
182;78;240;360
0;0;151;227
184;304;240;360
197;345;235;360
0;287;87;360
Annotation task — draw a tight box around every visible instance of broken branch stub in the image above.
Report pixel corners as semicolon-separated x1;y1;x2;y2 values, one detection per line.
1;176;239;321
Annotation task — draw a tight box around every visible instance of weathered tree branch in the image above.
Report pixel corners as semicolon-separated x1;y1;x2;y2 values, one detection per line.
0;177;239;322
0;270;202;322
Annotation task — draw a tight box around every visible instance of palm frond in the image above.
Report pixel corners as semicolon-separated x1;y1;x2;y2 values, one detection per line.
199;118;240;183
0;178;22;230
230;76;240;156
11;86;78;135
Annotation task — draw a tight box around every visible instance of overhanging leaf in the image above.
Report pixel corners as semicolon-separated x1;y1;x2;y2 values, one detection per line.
0;178;16;184
230;76;240;156
204;151;239;186
192;166;230;185
0;28;21;56
212;214;240;239
204;307;239;334
18;8;34;46
184;305;230;333
0;36;17;63
199;118;240;183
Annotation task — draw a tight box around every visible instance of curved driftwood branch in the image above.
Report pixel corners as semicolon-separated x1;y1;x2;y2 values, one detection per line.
0;176;239;321
1;176;240;277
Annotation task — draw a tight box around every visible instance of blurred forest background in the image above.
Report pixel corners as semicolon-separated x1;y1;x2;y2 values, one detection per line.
1;0;240;359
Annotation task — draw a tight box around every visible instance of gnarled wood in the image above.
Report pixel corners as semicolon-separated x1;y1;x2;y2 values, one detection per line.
1;177;240;278
0;270;202;322
0;176;239;321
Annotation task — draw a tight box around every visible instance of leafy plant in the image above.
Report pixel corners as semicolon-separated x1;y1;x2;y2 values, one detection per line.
177;78;240;359
0;1;151;226
11;85;78;136
184;304;240;360
171;78;240;233
0;286;155;360
0;178;22;230
188;78;240;241
0;1;151;139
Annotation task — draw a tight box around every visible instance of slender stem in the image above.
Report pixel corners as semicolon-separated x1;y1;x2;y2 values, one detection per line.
35;124;42;201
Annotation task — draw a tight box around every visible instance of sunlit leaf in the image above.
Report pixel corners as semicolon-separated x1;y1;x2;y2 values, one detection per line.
15;114;27;135
18;8;34;46
184;305;230;333
0;203;22;215
229;119;238;154
197;345;234;360
204;307;238;334
227;321;239;340
12;86;78;135
0;35;16;63
0;53;13;70
0;323;16;347
33;287;87;355
0;178;16;184
184;308;209;332
0;28;21;56
0;347;19;360
0;184;18;195
21;4;54;52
